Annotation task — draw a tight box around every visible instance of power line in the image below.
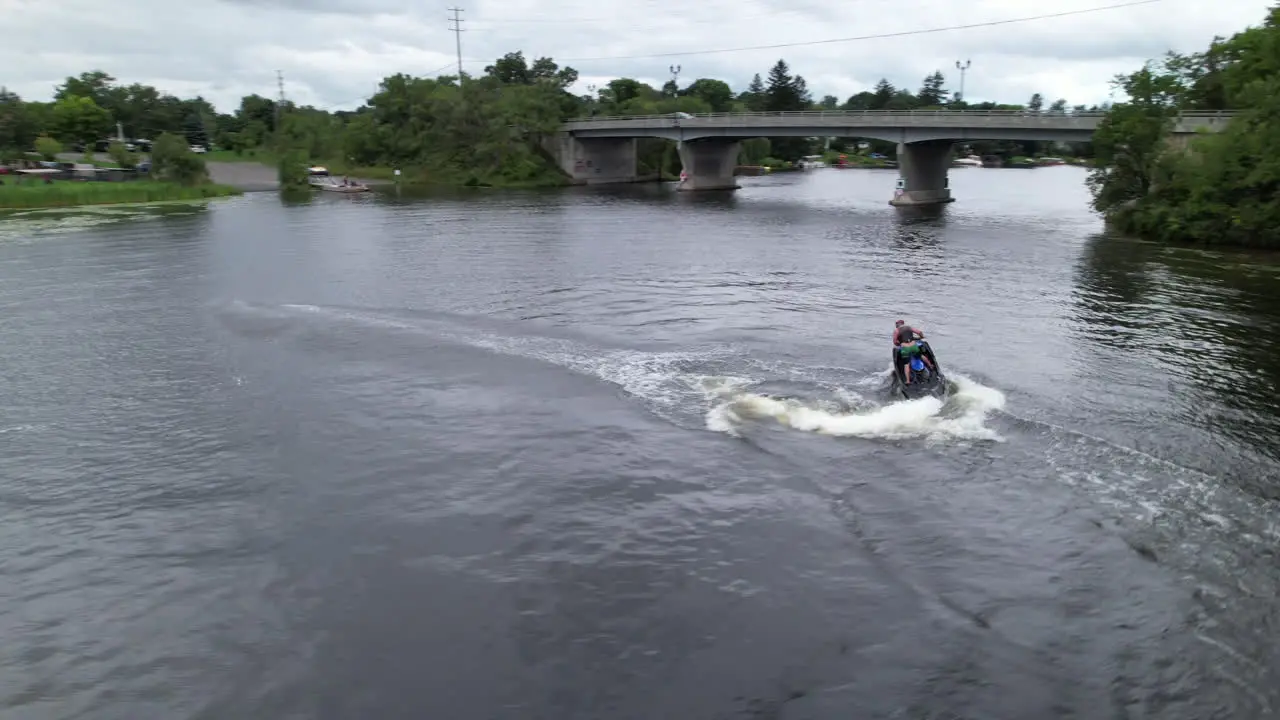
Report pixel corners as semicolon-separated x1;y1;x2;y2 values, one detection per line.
468;9;794;27
298;0;1164;108
464;0;883;26
448;7;465;80
550;0;1163;62
463;0;680;25
426;59;464;77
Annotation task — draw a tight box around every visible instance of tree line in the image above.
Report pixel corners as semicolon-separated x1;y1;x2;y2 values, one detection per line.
1088;4;1274;247
1;56;1090;185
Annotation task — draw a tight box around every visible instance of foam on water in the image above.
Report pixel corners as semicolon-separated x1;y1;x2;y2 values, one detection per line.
0;204;208;243
704;373;1006;442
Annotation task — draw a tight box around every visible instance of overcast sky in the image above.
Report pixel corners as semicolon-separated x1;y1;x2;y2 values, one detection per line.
1;0;1272;113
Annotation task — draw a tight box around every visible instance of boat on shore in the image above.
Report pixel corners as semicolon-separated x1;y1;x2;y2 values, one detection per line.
307;166;370;193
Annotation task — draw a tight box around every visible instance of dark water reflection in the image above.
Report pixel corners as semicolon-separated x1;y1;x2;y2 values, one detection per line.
1075;233;1280;489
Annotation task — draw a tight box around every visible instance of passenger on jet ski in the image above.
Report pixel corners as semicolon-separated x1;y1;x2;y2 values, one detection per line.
892;320;933;384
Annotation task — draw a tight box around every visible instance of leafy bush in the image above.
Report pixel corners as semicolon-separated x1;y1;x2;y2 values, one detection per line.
108;141;138;169
149;132;208;185
278;149;310;191
34;136;61;160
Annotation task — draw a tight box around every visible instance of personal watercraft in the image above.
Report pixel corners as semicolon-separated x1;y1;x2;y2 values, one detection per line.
891;339;949;400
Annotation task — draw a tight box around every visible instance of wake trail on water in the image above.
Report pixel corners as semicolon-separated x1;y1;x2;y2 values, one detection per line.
231;302;1008;445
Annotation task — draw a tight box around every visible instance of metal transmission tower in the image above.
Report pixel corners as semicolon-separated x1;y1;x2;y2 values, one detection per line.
448;8;465;80
954;59;971;103
274;69;286;142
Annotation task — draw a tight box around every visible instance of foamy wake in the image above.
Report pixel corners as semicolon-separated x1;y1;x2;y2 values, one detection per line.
703;374;1006;442
268;303;1006;444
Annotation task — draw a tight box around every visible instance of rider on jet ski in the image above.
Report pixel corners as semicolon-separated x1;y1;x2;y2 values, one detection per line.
893;319;934;384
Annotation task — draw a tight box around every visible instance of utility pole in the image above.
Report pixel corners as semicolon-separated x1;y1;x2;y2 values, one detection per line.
448;8;465;81
954;59;971;103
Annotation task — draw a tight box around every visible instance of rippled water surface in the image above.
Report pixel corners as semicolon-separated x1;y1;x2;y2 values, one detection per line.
1;168;1278;719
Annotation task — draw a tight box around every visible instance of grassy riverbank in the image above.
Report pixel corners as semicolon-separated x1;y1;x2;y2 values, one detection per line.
199;151;568;189
0;181;242;209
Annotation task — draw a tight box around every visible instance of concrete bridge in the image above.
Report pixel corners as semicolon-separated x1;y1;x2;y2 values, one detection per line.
548;109;1236;206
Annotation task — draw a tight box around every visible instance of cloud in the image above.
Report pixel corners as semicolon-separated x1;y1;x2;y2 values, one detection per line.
0;0;1272;112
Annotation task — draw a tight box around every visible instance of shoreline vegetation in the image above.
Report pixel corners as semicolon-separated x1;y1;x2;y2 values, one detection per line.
1088;4;1278;248
0;180;240;210
0;132;241;210
3;56;1103;210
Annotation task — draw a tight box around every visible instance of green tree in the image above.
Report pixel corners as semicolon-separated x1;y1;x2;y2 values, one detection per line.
870;79;895;109
738;137;771;164
149;131;209;185
762;59;813;160
51;95;112;147
486;51;533;84
682;79;734;112
531;57;578;89
1087;62;1184;214
485;52;578;91
1091;5;1280;247
742;73;766;111
34;135;62;160
599;78;647;110
0;88;37;152
237;94;279;134
108;140;139;169
278;148;311;192
55;71;118;106
1027;93;1044;113
819;94;839;110
842;91;876;110
763;59;810;111
916;71;948;106
885;90;918;110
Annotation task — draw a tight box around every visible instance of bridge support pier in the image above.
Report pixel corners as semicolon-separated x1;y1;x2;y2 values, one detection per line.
546;134;639;184
677;139;741;191
890;140;956;207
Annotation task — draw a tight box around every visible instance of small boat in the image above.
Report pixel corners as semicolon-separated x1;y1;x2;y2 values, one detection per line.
891;339;949;400
310;177;370;193
951;154;983;167
307;167;369;193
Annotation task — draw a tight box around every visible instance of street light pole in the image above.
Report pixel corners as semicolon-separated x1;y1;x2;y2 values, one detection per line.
668;64;681;96
955;59;971;103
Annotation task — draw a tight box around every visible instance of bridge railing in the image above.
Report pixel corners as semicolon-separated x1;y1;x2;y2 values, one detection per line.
565;109;1238;123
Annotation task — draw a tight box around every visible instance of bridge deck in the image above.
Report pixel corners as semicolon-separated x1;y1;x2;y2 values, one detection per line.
562;110;1234;140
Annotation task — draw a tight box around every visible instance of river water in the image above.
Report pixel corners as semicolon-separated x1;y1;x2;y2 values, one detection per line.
1;167;1278;719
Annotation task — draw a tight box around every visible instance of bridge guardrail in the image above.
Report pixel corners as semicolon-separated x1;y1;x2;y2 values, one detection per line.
565;109;1239;123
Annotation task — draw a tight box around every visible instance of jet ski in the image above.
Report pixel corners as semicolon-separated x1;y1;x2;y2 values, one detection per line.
891;338;948;400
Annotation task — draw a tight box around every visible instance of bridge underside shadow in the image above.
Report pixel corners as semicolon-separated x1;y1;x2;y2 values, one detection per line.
676;140;741;191
549;133;974;205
